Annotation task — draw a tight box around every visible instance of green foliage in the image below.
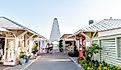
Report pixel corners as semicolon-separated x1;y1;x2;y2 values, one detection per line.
32;44;38;51
98;61;121;70
77;57;83;63
32;44;38;54
59;40;63;48
19;52;27;59
77;57;98;70
77;43;121;70
68;51;79;57
77;57;121;70
59;40;63;52
85;43;101;61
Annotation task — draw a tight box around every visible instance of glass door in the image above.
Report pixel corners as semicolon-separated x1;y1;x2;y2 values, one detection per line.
4;38;16;65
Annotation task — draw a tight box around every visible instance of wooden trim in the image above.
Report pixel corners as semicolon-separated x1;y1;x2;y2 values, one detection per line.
27;35;35;40
18;31;28;38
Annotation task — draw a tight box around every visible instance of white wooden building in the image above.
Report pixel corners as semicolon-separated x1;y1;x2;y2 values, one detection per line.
60;34;75;52
71;18;121;66
0;17;45;65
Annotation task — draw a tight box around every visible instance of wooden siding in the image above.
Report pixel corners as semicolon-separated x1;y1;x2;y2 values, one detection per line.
100;38;121;66
98;28;121;37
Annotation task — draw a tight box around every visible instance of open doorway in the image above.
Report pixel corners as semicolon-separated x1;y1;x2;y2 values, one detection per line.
0;38;5;62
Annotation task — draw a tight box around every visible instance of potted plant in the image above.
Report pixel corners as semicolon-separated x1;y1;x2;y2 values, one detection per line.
32;44;38;54
32;44;38;58
19;51;27;65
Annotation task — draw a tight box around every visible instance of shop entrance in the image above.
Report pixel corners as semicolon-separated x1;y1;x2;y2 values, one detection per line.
4;38;16;65
0;38;5;62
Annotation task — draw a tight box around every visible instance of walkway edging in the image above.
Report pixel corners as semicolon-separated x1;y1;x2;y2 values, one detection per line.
20;56;40;70
3;56;40;70
69;57;84;70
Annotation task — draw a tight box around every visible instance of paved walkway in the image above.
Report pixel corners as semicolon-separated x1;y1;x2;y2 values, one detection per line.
3;56;40;70
0;63;10;70
24;50;82;70
2;50;83;70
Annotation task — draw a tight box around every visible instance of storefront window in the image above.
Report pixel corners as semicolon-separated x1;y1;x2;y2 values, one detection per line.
5;39;15;62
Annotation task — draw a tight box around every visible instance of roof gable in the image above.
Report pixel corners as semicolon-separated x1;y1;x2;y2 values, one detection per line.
0;17;26;30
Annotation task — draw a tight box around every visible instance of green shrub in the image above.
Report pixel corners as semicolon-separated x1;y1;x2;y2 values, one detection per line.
85;44;101;61
59;40;63;52
68;51;79;57
19;52;27;59
32;44;38;54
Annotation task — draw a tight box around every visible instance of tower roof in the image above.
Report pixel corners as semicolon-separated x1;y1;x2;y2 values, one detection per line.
50;18;61;42
54;18;57;20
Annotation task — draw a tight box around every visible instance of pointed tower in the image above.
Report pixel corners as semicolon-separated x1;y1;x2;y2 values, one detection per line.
50;18;61;42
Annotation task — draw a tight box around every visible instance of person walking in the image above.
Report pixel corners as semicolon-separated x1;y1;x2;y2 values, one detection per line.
46;43;49;53
49;43;53;54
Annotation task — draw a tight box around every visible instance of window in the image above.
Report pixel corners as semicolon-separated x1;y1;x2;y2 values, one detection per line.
100;38;116;57
117;37;121;58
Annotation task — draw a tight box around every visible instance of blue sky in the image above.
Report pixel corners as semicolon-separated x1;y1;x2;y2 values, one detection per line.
0;0;121;39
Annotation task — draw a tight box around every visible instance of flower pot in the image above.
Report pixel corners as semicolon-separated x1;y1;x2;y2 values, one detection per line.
20;58;26;65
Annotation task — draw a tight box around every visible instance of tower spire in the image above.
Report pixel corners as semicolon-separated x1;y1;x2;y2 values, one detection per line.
50;18;61;42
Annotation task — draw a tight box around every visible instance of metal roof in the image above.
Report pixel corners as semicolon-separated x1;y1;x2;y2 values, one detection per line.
72;18;121;36
0;17;46;38
0;17;27;30
79;19;121;33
